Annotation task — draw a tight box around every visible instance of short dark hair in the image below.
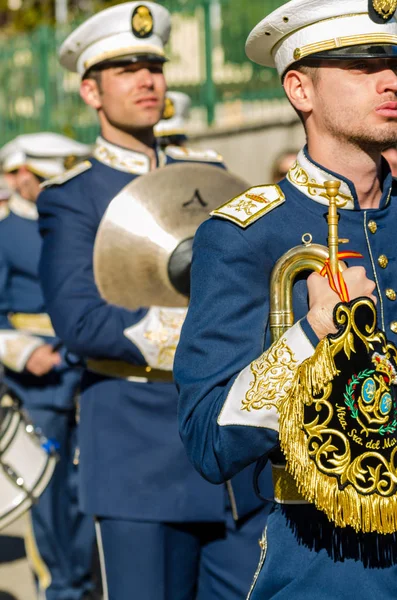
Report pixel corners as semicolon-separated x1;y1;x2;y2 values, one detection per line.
282;59;321;83
83;67;103;92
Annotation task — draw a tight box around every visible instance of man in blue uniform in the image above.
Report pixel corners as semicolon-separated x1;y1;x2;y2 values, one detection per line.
37;3;270;599
0;133;96;600
175;0;397;597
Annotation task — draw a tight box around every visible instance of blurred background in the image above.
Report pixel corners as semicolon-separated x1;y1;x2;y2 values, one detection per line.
0;0;305;181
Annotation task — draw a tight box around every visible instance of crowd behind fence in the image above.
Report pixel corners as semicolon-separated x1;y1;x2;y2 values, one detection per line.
0;0;286;143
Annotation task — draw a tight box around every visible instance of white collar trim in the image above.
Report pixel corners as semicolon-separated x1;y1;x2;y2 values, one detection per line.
94;137;151;175
287;149;355;210
0;203;9;221
9;193;38;220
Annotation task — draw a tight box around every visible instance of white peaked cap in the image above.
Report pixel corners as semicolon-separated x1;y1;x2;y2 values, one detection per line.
59;1;171;75
0;133;91;178
246;0;397;75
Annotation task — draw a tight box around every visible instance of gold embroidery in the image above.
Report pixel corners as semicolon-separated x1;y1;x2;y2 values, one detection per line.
245;192;268;203
288;161;352;207
241;337;299;413
231;198;261;216
94;144;147;174
232;192;270;216
211;185;285;228
144;309;186;369
40;161;92;189
279;299;397;533
372;0;397;19
165;146;223;163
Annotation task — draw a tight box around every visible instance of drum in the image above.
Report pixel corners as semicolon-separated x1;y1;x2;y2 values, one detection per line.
0;386;58;531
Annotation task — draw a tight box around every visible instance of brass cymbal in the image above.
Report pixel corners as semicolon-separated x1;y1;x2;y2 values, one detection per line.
93;163;249;309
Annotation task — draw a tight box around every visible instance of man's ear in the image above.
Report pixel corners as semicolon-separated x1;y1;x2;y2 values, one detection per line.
283;69;315;117
80;78;102;110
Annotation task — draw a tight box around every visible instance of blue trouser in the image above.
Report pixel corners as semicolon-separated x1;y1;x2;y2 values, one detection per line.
27;407;96;600
249;503;397;599
95;505;270;600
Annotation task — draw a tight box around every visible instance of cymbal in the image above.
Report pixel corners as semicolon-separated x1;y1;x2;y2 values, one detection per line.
93;163;249;309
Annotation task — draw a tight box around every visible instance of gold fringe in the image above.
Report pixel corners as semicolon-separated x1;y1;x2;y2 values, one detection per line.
300;337;339;397
279;338;397;534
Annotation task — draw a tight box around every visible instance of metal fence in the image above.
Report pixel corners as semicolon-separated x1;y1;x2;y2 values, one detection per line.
0;0;286;143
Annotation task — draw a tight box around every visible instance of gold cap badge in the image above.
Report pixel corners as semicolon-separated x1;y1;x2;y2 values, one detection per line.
64;154;78;170
372;0;397;19
162;97;175;120
132;5;154;39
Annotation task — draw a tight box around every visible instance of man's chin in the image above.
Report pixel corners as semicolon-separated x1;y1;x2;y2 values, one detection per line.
109;109;162;133
137;107;163;126
112;120;158;136
349;130;397;152
134;118;162;131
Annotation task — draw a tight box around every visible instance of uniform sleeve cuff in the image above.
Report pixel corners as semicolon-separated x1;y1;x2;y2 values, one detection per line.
123;307;187;370
0;331;45;372
217;320;315;430
299;316;320;348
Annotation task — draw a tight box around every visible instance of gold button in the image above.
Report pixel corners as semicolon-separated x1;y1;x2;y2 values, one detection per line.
293;48;301;60
386;289;397;301
145;366;152;373
368;220;377;234
378;255;389;269
391;322;397;334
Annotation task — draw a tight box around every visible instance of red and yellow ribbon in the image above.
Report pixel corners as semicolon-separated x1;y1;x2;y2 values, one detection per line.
320;251;363;302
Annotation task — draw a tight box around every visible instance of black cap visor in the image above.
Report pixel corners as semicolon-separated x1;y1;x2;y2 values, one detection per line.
86;53;167;75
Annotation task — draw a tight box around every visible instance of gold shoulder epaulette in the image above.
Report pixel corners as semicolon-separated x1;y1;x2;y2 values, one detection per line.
210;184;285;228
166;145;223;163
40;160;92;189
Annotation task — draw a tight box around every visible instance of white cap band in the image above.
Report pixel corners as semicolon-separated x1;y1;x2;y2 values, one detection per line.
246;0;397;75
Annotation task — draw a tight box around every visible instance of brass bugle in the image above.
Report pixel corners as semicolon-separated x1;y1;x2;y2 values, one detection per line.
269;180;342;343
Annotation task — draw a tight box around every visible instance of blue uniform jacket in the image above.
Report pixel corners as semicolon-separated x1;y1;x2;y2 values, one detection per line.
0;194;81;410
37;137;265;522
174;147;397;486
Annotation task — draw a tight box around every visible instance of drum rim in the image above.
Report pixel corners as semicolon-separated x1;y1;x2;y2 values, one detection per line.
0;409;21;454
0;394;58;532
0;453;57;531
